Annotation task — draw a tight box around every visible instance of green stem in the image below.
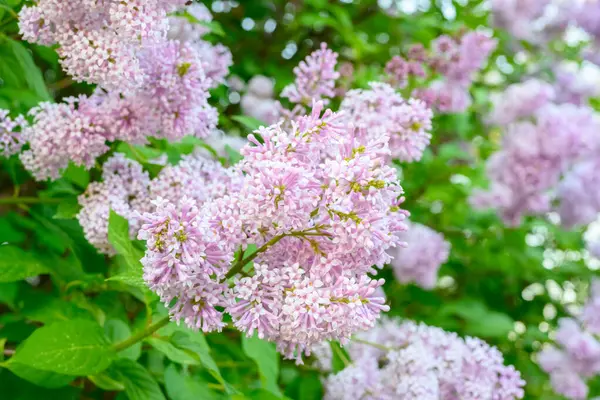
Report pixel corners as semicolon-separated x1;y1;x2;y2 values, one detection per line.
224;226;332;280
351;338;406;352
0;197;62;205
113;316;170;352
225;234;286;279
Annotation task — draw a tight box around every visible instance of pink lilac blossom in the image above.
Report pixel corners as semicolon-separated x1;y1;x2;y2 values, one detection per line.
396;31;496;114
556;158;600;228
78;151;238;255
168;4;233;87
472;102;599;225
281;43;340;105
538;281;600;400
388;222;450;289
0;110;27;157
139;102;408;362
491;0;551;41
340;82;433;162
77;154;151;255
318;318;525;400
20;97;112;181
487;79;556;126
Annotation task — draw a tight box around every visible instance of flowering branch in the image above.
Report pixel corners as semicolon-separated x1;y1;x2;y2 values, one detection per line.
112;316;170;352
224;226;331;279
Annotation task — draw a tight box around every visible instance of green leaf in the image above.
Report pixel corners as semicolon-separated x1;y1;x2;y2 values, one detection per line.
146;337;199;365
0;245;50;282
164;364;218;400
8;319;114;375
53;196;82;220
112;359;166;400
88;369;126;391
105;319;141;361
5;362;76;388
107;211;146;288
329;341;350;373
63;163;90;189
242;334;282;396
466;311;515;338
224;144;243;164
0;37;51;102
171;331;237;394
20;294;95;324
0;282;18;308
232;115;265;131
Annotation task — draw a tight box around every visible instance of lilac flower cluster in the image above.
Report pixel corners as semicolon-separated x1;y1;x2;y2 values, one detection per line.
19;0;188;90
0;110;27;158
387;222;450;289
13;3;230;181
538;281;600;399
281;43;340;106
340;82;433;163
137;102;408;362
386;32;497;113
77;151;238;255
471;79;600;226
317;318;525;399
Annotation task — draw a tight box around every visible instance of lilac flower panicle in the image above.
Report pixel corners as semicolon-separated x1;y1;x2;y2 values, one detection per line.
318;318;525;400
281;43;340;105
0;110;27;158
388;222;450;289
340;82;434;162
134;102;408;362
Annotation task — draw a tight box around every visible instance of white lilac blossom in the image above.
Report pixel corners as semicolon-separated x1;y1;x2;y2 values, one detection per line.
388;223;450;289
0;110;27;157
317;318;525;400
340;82;434;162
281;43;340;105
137;102;408;362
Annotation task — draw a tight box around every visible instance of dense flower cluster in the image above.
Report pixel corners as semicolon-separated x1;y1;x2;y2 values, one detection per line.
12;3;230;181
19;0;188;90
281;43;340;106
538;281;600;399
387;222;450;289
137;102;408;362
0;110;27;158
77;151;237;255
317;318;525;399
340;82;433;162
386;31;497;113
471;79;600;225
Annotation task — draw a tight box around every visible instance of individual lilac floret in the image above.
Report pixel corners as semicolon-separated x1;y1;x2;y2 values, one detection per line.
340;82;434;162
281;43;340;105
317;318;525;400
388;222;450;289
0;110;27;158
